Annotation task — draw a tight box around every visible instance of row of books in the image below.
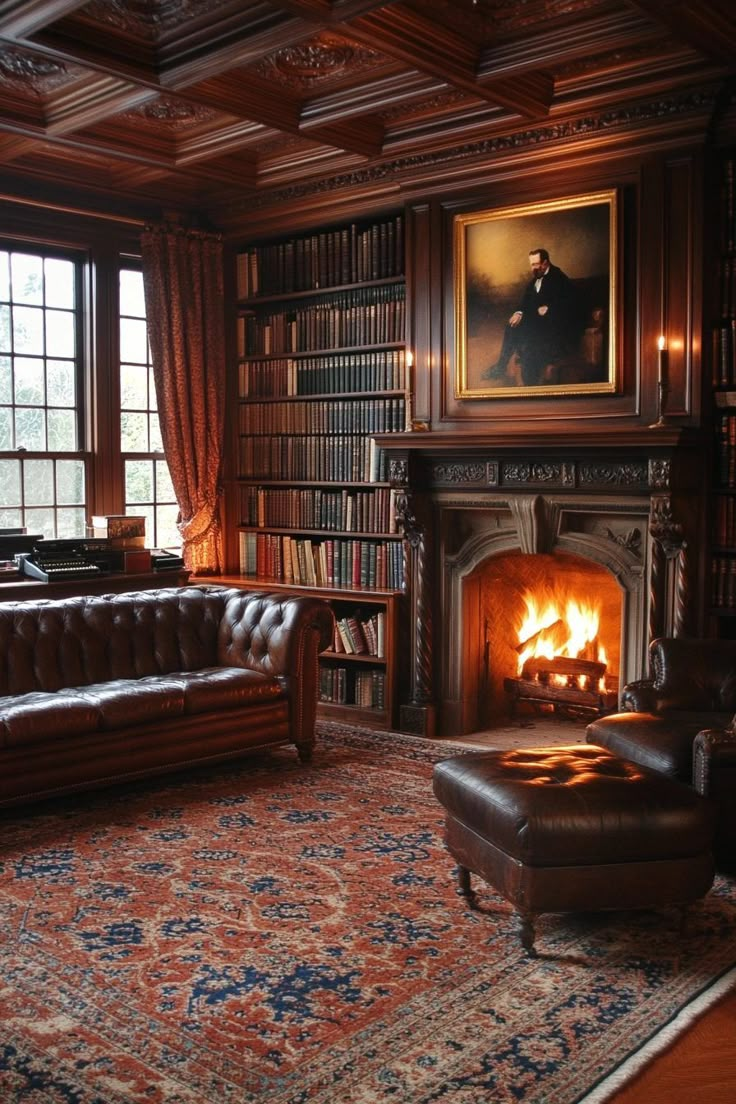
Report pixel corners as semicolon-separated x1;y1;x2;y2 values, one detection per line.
236;215;404;299
238;531;404;589
717;260;736;322
715;412;736;487
330;610;386;657
238;435;389;483
238;398;406;436
713;493;736;546
711;556;736;609
238;285;405;356
240;486;399;534
713;319;736;387
237;350;407;398
319;667;387;710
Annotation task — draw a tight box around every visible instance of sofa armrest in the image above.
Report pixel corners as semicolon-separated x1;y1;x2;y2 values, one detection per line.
218;590;334;756
620;679;657;712
693;727;736;797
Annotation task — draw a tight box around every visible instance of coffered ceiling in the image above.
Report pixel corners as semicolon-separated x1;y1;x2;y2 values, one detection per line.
0;0;734;235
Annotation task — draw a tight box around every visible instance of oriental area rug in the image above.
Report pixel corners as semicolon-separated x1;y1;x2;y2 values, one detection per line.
1;722;734;1104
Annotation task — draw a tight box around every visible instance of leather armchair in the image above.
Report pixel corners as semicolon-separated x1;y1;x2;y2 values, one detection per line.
586;637;736;869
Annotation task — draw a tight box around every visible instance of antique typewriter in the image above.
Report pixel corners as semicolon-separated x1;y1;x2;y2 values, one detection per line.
19;539;103;582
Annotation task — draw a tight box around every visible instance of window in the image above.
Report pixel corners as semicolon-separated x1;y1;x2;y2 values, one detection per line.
119;267;180;549
0;246;86;537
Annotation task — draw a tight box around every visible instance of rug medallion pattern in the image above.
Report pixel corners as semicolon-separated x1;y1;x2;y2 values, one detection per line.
0;723;734;1103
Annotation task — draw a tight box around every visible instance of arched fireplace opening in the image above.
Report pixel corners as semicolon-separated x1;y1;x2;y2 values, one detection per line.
462;551;622;732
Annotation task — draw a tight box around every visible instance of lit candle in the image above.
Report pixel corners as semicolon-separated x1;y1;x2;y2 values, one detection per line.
657;335;667;387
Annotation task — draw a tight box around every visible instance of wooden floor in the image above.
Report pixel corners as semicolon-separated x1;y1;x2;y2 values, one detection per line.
438;719;736;1104
608;987;736;1103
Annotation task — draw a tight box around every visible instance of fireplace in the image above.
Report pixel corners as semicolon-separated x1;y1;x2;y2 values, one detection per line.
375;426;705;738
465;550;621;729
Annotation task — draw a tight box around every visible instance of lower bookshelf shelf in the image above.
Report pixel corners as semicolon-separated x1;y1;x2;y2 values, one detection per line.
202;575;401;730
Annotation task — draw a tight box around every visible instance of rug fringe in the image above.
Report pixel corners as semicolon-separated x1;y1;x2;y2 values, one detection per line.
577;966;736;1103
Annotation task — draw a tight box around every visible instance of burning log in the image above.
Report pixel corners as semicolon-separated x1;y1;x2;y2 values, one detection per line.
515;618;564;653
520;655;606;685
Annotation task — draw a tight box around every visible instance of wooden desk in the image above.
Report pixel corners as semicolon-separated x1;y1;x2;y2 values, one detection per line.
0;569;191;603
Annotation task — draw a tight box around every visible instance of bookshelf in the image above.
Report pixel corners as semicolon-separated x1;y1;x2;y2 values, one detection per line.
711;150;736;621
232;213;407;728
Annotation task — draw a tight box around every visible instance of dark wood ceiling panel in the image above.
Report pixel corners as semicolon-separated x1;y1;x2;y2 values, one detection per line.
0;0;731;231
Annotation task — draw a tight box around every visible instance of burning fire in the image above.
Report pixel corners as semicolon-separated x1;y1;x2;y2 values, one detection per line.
517;592;608;689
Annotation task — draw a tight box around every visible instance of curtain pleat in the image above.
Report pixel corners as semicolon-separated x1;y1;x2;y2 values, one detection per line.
141;225;226;574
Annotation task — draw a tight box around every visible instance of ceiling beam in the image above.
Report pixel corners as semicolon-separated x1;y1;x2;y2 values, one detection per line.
0;0;84;38
340;7;553;118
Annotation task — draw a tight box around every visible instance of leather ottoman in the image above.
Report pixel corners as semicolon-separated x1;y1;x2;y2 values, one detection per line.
432;744;716;954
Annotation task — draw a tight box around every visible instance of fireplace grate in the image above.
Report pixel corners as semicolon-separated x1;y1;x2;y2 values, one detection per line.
504;656;619;720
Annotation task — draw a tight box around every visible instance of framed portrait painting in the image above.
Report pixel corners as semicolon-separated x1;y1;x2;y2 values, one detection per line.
454;190;617;399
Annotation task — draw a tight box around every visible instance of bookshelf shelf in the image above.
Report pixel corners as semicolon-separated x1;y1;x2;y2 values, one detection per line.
231;212;408;729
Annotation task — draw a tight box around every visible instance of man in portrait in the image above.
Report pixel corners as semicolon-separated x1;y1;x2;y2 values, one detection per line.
482;247;585;386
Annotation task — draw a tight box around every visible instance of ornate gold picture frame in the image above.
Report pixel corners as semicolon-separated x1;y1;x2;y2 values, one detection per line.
454;190;617;399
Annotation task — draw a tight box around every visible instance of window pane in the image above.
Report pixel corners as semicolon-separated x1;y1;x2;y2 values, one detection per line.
0;251;9;302
11;253;43;304
150;413;163;452
15;407;45;450
25;507;55;539
56;459;85;503
149;366;158;411
0;408;11;449
120;316;148;364
125;458;153;502
0;508;22;528
156;503;180;549
0;355;10;403
44;258;75;309
0;459;20;505
121;411;149;451
45;309;75;358
121;361;148;409
14;357;44;404
0;304;9;351
48;408;77;451
13;305;44;354
57;506;85;537
120;269;145;317
155;460;175;500
47;359;75;406
24;459;54;505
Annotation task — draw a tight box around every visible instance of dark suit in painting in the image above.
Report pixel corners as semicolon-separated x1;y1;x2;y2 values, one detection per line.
484;254;584;386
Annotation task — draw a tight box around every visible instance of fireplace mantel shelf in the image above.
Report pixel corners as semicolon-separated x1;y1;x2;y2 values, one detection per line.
373;425;701;453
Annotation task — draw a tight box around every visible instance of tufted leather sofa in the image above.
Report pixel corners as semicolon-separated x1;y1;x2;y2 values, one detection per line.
586;637;736;869
0;585;334;807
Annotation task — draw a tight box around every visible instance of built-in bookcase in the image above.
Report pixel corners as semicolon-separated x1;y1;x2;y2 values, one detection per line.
711;151;736;617
232;213;408;728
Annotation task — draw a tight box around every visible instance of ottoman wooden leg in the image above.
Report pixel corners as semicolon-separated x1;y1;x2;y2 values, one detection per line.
456;865;478;907
518;910;537;956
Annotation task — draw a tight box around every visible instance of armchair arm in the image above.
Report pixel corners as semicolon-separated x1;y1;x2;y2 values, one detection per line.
620;678;657;712
692;727;736;797
218;590;335;756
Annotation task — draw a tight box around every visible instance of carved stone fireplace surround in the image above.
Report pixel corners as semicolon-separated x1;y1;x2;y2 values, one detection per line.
374;426;705;739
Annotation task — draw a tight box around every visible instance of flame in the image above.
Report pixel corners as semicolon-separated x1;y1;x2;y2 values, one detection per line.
516;591;606;677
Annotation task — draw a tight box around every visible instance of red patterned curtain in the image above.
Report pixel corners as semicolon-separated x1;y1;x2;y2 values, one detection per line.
141;225;226;575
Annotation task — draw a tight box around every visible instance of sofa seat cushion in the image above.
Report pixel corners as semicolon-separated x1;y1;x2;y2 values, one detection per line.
587;711;732;781
0;691;101;748
0;668;284;749
173;666;284;714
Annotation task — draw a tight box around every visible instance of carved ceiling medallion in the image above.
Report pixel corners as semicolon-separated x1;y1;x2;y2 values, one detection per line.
81;0;227;39
122;96;217;129
0;47;75;93
256;34;382;90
